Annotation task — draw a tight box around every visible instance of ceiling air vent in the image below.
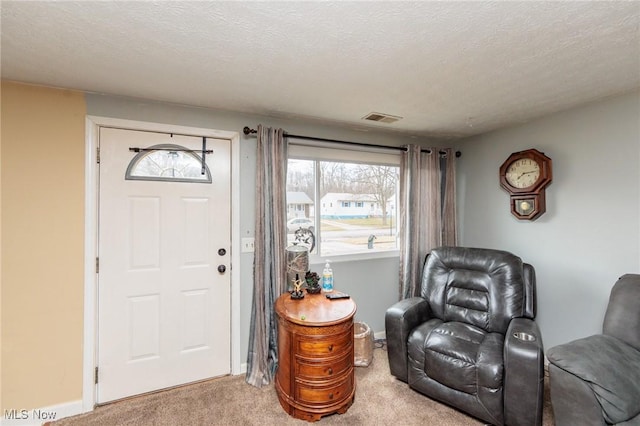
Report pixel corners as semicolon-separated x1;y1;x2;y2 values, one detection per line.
362;112;402;124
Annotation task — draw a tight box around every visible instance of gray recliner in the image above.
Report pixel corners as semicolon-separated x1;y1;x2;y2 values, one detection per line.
385;246;544;426
547;274;640;426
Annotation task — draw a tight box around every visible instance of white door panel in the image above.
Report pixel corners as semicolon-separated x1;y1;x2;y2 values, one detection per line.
98;127;231;403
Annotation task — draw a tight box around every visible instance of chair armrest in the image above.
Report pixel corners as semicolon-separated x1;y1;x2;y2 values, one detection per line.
385;297;431;382
548;364;607;426
504;318;545;426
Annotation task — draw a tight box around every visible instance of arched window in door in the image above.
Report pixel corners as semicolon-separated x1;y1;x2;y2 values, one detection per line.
125;144;212;183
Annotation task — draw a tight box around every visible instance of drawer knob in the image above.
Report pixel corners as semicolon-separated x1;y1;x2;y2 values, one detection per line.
328;368;333;375
328;393;334;400
328;344;333;352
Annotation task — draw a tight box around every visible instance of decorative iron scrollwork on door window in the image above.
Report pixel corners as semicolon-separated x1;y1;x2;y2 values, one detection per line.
125;144;212;183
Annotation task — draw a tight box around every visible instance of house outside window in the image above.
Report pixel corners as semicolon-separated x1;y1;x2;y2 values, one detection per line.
286;191;313;218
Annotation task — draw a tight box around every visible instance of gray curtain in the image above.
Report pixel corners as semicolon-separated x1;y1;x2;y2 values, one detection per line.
441;148;457;247
399;145;457;299
245;125;288;388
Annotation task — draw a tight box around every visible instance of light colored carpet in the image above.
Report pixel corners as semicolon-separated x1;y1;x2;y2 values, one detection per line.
54;348;554;425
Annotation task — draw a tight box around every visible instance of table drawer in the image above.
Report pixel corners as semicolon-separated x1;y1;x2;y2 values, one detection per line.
297;330;352;357
296;351;352;380
296;374;353;406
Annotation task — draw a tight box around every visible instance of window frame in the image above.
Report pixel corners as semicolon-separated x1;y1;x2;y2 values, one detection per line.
287;139;401;263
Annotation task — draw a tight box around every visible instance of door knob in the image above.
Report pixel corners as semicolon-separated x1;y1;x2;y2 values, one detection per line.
217;265;226;273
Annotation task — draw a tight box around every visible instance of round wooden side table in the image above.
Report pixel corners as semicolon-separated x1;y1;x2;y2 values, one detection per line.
274;291;357;422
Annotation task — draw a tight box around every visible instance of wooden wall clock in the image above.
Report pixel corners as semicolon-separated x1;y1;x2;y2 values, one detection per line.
499;149;552;220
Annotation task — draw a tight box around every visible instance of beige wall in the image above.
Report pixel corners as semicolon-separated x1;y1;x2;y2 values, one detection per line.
1;82;4;408
1;81;86;409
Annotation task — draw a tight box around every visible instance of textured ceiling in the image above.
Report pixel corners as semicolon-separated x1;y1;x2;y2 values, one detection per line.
2;1;639;139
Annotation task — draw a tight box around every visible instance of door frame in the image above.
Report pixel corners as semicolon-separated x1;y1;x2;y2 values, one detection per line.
82;116;242;412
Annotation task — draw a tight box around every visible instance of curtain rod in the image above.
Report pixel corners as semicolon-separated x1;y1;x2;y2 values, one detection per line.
242;127;461;158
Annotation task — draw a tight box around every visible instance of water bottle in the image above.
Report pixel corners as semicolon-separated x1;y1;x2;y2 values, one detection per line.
322;260;333;292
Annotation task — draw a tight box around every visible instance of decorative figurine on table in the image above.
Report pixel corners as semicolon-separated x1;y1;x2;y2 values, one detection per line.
305;270;321;294
291;274;305;299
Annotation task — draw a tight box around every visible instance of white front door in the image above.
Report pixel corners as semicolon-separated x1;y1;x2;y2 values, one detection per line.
97;127;231;403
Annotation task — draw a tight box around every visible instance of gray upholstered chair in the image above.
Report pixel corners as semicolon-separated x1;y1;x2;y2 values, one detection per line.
547;274;640;426
385;246;544;426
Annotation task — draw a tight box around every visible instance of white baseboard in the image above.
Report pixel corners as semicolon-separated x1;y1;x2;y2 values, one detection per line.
1;400;84;426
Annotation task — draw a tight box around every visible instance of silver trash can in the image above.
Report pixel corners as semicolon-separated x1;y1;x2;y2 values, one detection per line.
354;322;373;367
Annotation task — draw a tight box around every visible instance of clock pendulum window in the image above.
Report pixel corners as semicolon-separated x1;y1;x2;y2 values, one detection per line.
499;149;552;221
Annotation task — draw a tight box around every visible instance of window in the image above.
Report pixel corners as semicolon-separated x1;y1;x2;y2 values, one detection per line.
125;144;212;183
287;143;400;258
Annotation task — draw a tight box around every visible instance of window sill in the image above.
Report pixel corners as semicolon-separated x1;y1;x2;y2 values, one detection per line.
309;250;399;266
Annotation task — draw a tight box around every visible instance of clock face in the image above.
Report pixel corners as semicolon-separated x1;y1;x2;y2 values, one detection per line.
505;158;541;189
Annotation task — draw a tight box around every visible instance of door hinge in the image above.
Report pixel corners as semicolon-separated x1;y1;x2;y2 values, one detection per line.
97;147;100;164
95;366;99;384
96;257;99;274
